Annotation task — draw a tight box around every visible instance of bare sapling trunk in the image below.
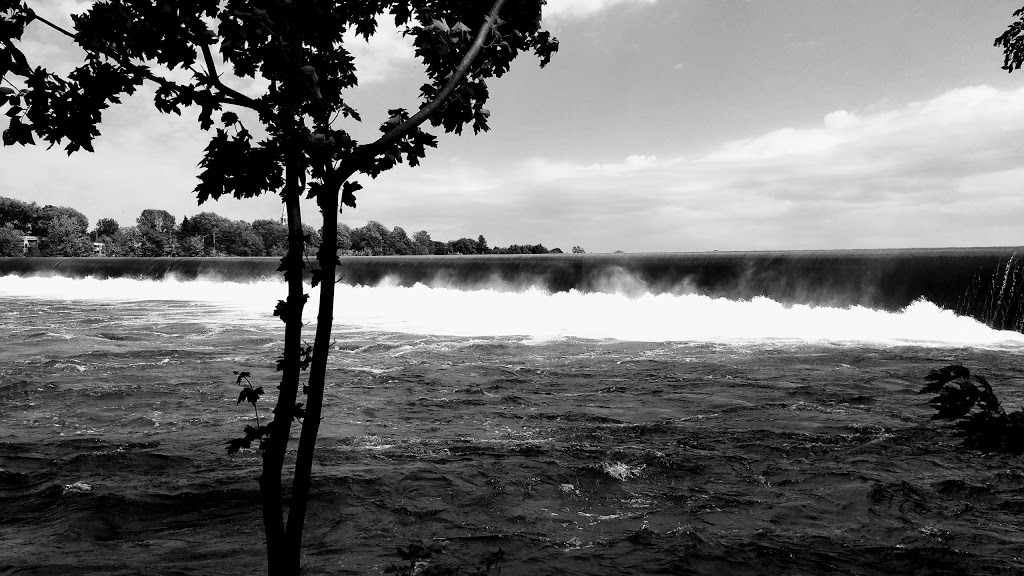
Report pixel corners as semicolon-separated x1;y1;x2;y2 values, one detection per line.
263;157;308;575
286;183;340;562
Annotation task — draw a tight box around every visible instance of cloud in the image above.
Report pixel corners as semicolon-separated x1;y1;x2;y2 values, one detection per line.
694;85;1024;198
524;154;659;180
543;0;659;23
330;84;1024;252
35;0;94;26
343;17;417;85
474;85;1024;251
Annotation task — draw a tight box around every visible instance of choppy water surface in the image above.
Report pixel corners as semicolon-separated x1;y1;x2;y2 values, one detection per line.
2;275;1024;575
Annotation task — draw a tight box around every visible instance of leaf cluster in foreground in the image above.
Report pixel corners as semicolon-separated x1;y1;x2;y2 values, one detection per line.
922;365;1024;453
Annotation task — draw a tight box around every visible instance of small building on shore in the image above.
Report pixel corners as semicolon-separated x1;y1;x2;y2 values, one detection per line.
22;235;40;254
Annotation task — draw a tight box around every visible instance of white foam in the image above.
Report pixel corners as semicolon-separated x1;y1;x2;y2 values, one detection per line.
61;481;92;495
1;274;1022;349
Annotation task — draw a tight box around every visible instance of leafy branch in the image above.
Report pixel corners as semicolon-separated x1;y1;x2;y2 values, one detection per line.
228;370;268;454
368;0;508;156
32;8;264;114
921;365;1024;453
384;542;505;576
234;370;263;426
227;370;304;455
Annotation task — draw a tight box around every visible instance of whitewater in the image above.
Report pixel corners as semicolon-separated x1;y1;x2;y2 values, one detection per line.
1;274;1021;348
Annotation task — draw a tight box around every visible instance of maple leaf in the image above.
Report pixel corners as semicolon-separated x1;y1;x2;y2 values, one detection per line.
236;386;264;406
342;181;361;209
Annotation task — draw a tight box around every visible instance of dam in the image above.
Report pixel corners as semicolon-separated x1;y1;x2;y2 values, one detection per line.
1;247;1022;331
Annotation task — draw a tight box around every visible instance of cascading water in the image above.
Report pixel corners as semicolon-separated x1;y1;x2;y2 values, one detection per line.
0;274;1021;348
3;247;1023;333
957;252;1024;332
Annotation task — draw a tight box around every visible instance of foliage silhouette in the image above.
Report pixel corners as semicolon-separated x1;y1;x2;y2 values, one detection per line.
227;370;269;455
996;6;1024;72
94;217;120;239
0;223;23;256
39;214;93;256
1;2;557;573
921;365;1024;453
0;196;37;232
385;542;505;576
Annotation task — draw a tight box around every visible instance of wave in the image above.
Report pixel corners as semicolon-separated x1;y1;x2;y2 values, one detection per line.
1;274;1022;349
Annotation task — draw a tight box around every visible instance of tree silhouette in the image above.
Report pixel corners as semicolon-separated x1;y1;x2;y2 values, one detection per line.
94;217;120;239
40;214;93;256
0;223;23;256
31;204;88;237
0;196;38;232
0;1;556;573
137;208;177;256
996;6;1024;72
253;218;290;256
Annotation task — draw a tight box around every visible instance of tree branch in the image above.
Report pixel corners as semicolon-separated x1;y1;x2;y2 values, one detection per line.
198;43;268;113
30;13;75;41
364;0;508;154
31;12;264;113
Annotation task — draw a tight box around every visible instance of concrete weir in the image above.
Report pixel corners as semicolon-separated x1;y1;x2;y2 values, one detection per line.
2;247;1023;331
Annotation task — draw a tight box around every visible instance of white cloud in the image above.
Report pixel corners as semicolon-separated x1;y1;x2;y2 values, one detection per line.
822;110;860;130
702;127;843;162
698;85;1024;177
318;84;1024;252
36;0;94;26
468;84;1024;251
543;0;659;23
526;154;659;180
343;17;417;85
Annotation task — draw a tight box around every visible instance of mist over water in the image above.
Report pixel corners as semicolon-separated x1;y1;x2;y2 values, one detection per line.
1;274;1021;349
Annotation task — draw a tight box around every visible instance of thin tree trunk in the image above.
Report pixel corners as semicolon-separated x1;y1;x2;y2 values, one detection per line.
263;159;307;576
286;183;340;563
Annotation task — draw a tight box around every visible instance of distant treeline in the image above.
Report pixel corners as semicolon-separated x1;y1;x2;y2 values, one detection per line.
0;196;577;257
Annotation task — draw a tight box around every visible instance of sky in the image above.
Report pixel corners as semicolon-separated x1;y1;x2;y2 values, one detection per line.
3;0;1024;253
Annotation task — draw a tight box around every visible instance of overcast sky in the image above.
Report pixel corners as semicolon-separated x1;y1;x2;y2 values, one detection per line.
4;0;1024;252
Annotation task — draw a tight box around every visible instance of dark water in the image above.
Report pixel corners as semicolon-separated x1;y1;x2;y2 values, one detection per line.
1;274;1024;575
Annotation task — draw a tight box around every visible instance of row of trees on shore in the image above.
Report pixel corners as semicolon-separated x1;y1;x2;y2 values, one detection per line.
0;196;574;257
